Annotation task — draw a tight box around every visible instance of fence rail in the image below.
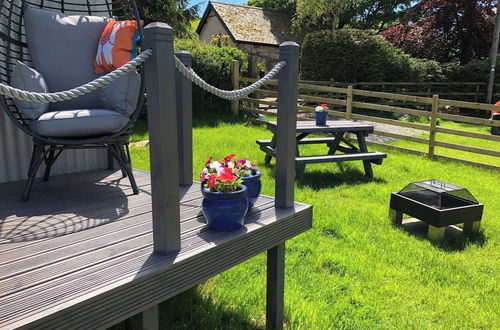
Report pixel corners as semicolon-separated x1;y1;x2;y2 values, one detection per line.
296;80;500;103
233;63;500;171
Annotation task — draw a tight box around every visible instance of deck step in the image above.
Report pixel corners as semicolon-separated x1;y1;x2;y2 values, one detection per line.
296;152;387;165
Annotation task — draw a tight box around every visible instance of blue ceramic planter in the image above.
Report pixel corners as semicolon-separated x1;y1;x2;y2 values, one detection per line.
241;169;262;209
201;185;249;231
315;111;328;125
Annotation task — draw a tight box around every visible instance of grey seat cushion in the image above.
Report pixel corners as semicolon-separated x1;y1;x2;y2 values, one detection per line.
32;109;129;138
10;61;49;119
24;7;109;112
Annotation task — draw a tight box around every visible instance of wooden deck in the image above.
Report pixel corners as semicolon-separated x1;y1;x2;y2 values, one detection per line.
0;169;312;329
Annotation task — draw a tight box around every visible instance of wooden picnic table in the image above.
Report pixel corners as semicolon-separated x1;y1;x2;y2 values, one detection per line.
257;120;387;179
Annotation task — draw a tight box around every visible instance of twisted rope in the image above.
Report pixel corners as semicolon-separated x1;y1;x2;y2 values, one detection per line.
1;49;153;103
174;57;287;100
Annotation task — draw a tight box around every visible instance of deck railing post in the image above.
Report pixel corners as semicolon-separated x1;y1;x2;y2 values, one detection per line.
275;41;300;209
428;94;439;158
231;60;240;115
175;51;193;186
143;23;181;254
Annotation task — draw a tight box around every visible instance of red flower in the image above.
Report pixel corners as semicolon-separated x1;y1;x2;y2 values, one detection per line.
220;168;235;181
221;153;236;165
320;103;329;109
205;156;213;168
207;174;216;189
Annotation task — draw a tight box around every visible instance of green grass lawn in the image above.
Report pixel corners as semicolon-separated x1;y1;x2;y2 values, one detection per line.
127;114;499;329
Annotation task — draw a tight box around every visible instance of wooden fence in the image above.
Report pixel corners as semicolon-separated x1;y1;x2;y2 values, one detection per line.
298;80;500;103
232;63;500;171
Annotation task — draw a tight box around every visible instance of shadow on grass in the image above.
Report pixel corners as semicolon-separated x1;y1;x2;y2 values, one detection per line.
109;287;263;330
398;219;486;252
265;164;386;190
130;109;252;142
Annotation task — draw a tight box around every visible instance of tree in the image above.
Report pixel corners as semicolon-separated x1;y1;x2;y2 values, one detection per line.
136;0;199;37
248;0;412;33
293;0;353;34
381;0;496;65
339;0;413;31
247;0;296;13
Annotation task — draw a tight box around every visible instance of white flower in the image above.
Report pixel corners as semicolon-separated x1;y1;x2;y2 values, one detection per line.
245;159;252;168
315;106;324;112
209;161;221;170
227;161;234;168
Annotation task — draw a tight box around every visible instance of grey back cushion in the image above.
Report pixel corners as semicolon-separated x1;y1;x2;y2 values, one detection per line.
99;71;141;117
24;7;108;112
10;61;49;119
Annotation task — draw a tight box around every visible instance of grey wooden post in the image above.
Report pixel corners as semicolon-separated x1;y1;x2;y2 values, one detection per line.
129;305;159;330
275;42;300;208
175;51;193;186
143;23;181;254
266;242;285;329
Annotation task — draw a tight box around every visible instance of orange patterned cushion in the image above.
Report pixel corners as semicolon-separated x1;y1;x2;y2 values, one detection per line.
94;20;139;73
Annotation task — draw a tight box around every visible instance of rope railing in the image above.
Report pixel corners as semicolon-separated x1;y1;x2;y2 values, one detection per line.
0;49;286;104
0;49;153;103
174;57;287;101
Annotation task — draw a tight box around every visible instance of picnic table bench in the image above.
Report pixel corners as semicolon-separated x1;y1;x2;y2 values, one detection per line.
257;120;387;178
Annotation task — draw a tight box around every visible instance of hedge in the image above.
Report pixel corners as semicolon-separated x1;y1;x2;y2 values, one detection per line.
301;29;443;82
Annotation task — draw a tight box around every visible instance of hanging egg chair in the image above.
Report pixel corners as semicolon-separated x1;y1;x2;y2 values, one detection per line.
0;0;146;200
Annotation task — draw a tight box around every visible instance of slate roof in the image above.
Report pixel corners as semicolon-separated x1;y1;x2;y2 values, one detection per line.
196;1;297;47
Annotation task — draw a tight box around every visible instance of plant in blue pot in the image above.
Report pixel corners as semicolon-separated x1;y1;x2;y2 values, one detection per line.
200;156;248;231
234;157;262;209
315;103;329;125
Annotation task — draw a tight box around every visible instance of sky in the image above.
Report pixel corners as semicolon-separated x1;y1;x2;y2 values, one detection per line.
188;0;247;15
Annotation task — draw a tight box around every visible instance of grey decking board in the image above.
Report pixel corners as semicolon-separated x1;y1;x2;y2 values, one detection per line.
0;172;157;215
0;179;151;222
15;207;311;330
0;170;312;329
1;201;301;327
1;195;271;272
0;170;151;207
0;198;277;302
0;199;278;314
0;184;202;253
0;185;200;235
1;202;297;327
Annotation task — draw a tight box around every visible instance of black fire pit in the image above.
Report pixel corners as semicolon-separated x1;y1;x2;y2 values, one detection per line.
389;180;484;242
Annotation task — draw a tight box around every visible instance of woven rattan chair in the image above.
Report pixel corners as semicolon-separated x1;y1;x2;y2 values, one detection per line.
0;0;145;200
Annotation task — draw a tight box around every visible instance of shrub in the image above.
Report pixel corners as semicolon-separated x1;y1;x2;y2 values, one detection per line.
301;29;443;82
173;38;247;114
442;59;500;83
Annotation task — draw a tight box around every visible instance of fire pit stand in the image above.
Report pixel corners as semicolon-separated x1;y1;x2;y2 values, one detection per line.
389;180;484;242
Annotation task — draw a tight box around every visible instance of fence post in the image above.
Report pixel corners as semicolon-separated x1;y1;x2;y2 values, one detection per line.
175;51;193;186
428;94;439;159
276;42;299;209
231;60;240;115
143;23;181;254
346;85;353;120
